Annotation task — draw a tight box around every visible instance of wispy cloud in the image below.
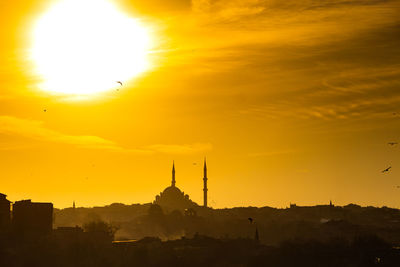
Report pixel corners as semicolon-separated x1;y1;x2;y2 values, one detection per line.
240;95;400;122
0;116;117;149
0;116;212;154
239;63;400;121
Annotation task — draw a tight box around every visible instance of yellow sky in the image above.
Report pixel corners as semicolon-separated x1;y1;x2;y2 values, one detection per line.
1;0;400;209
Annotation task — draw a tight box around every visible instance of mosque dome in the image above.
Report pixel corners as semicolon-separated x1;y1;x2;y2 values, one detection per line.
162;186;183;195
153;162;198;212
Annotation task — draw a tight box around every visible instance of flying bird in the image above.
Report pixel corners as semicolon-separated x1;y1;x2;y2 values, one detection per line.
388;142;398;146
116;81;123;86
43;109;47;112
382;167;392;173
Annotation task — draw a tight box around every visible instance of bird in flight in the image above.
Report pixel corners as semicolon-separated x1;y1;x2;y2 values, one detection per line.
382;167;392;173
388;142;398;146
43;109;47;112
116;81;123;86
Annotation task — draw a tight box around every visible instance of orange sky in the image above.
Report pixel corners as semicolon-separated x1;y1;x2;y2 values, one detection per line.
1;0;400;209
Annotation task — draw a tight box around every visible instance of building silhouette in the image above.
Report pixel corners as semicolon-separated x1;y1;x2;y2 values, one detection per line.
13;199;53;237
154;160;209;212
0;193;11;231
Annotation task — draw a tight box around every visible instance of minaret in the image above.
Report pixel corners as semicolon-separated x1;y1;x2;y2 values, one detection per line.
203;158;208;207
171;161;176;187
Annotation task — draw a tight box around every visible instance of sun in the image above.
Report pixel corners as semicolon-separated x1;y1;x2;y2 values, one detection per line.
31;0;151;95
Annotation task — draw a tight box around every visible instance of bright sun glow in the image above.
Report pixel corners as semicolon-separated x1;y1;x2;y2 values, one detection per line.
31;0;151;95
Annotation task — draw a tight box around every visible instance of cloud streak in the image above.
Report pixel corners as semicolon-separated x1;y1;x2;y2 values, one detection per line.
0;116;117;149
0;116;212;154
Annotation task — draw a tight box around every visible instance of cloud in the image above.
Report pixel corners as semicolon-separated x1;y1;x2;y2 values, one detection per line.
236;62;400;123
179;0;400;126
0;116;119;149
118;0;192;16
160;0;400;87
240;93;400;122
0;116;212;154
193;0;399;19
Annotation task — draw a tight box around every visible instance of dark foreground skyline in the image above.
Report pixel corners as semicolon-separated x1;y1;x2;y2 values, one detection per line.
2;190;400;266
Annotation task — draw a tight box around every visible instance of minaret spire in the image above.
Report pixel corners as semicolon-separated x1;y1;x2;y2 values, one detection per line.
172;161;176;187
203;157;208;207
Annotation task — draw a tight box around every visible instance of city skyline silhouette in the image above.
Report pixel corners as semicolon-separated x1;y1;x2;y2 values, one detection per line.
1;0;400;265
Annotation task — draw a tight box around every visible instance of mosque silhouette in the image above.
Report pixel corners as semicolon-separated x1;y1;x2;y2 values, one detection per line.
154;159;208;212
